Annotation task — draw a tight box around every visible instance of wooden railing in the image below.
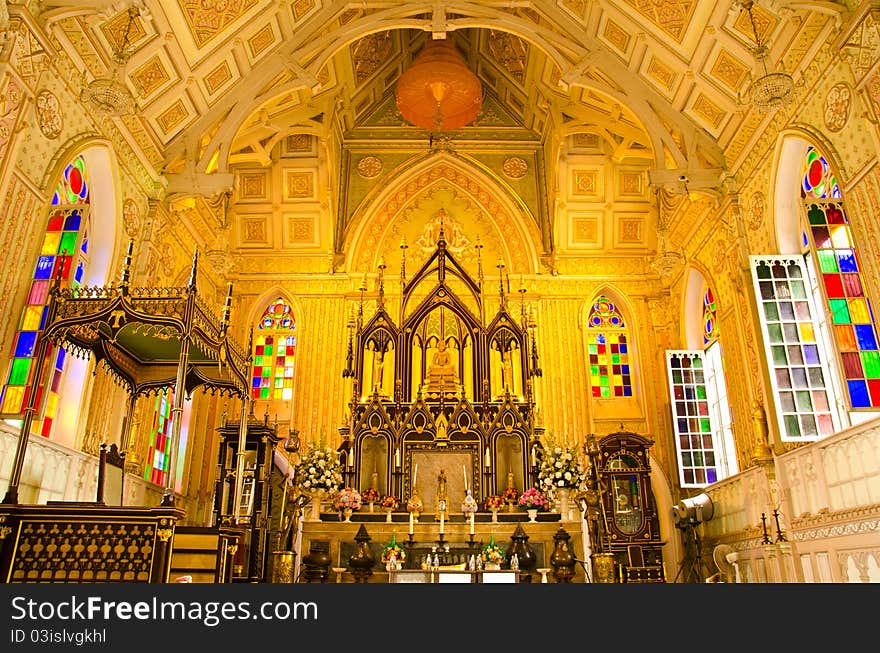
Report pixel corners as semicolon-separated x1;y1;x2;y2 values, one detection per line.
0;504;185;583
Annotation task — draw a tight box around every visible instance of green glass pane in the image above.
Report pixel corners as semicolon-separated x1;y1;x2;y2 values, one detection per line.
861;351;880;378
771;346;788;365
767;323;783;343
829;298;851;325
601;387;610;398
9;358;31;385
696;385;707;400
764;303;779;320
700;418;711;432
264;346;273;356
790;281;806;299
672;370;682;383
253;355;262;366
260;388;270;399
590;365;599;375
784;414;802;438
756;264;771;279
611;354;620;364
59;231;78;255
600;375;609;385
807;204;827;225
692;357;703;369
795;391;812;411
817;250;839;273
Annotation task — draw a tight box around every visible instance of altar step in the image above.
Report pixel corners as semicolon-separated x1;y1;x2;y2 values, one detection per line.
170;526;221;583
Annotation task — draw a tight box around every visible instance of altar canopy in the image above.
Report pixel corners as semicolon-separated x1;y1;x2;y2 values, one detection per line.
342;221;543;506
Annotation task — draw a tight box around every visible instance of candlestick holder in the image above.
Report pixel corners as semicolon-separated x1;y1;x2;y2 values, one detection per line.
760;512;772;545
772;509;787;543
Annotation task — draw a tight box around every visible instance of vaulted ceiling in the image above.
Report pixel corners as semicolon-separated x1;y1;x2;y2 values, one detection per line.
39;0;842;200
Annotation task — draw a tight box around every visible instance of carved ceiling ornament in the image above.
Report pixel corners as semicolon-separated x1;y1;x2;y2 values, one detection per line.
122;198;140;238
823;83;852;133
35;89;62;140
357;155;383;179
487;30;529;83
351;31;393;85
502;156;527;179
179;0;260;49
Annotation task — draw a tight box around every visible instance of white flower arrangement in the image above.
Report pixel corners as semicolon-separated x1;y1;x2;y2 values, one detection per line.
537;435;586;497
296;443;343;494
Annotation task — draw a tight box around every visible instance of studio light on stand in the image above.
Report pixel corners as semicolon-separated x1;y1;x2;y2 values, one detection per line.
672;493;714;583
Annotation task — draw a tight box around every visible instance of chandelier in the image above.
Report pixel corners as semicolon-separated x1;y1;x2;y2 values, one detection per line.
80;6;140;117
395;37;482;132
740;0;794;111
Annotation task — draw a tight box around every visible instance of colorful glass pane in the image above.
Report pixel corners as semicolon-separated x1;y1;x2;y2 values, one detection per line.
587;296;632;398
1;205;87;425
145;391;173;486
751;257;836;439
252;299;296;401
802;147;880;409
703;286;718;345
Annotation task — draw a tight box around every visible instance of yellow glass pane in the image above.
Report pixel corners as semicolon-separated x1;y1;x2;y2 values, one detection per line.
798;322;815;342
41;233;61;255
22;306;42;330
1;386;25;413
45;392;58;418
829;225;851;248
849;298;871;323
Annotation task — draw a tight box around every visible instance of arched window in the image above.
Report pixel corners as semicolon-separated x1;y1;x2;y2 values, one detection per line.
252;297;297;402
753;142;878;442
586;295;632;398
0;157;91;437
666;278;738;487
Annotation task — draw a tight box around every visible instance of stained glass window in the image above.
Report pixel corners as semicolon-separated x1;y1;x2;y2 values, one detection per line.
801;147;880;409
703;286;718;346
666;352;717;486
252;298;296;401
146;390;173;486
587;296;632;398
0;157;90;435
751;256;838;440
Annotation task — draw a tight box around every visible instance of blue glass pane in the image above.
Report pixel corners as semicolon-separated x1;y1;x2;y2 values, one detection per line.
837;250;858;273
619;344;628;354
848;380;871;408
34;256;55;280
55;348;65;368
855;324;878;351
596;333;606;344
623;387;632;396
621;365;630;374
63;211;82;231
14;332;37;358
39;306;48;330
706;469;717;484
252;378;261;388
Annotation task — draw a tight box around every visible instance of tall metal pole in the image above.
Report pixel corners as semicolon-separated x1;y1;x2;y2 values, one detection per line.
232;396;250;523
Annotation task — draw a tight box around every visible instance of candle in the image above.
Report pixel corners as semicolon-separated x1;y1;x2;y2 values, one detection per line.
439;512;444;534
348;448;353;467
469;511;475;535
395;448;400;468
463;465;468;492
485;447;491;469
531;446;537;468
409;510;414;535
413;463;418;487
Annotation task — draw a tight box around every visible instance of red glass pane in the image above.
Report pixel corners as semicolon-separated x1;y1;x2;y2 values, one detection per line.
823;274;845;298
808;159;823;188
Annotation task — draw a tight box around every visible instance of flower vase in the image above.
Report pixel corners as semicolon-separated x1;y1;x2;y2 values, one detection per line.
527;508;538;523
491;509;498;523
507;502;515;513
308;493;323;521
485;563;501;571
343;508;353;522
385;508;393;523
369;501;374;513
558;488;571;519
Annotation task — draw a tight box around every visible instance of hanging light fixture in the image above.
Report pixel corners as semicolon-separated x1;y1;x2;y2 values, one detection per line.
80;6;140;117
739;0;794;112
395;37;482;132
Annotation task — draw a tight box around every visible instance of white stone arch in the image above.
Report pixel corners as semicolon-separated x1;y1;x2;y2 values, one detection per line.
343;152;543;274
770;128;846;254
682;265;723;350
40;141;124;449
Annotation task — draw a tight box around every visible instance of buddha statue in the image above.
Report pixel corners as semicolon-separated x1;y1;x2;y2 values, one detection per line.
425;340;457;392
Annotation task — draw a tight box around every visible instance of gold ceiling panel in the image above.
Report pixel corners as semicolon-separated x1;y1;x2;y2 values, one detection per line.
177;0;261;49
100;9;148;53
618;0;698;43
129;55;172;99
602;18;632;55
709;49;750;94
690;93;726;132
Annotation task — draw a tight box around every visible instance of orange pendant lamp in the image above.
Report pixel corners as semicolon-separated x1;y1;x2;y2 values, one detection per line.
395;38;483;132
